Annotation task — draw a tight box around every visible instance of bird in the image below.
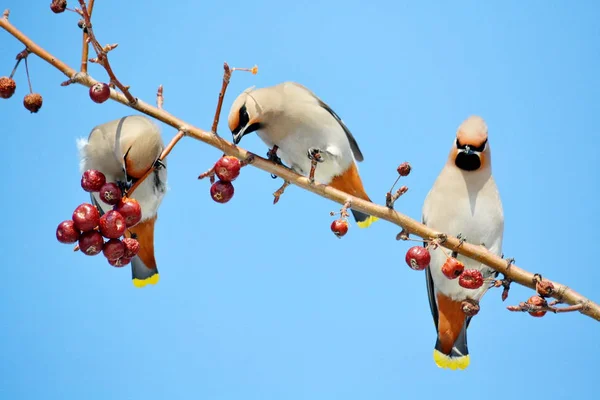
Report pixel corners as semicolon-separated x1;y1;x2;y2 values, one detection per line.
421;115;504;370
227;81;378;228
77;115;168;288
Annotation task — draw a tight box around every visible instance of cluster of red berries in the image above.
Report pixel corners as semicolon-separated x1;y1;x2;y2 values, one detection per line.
55;169;142;267
208;156;241;204
404;246;485;290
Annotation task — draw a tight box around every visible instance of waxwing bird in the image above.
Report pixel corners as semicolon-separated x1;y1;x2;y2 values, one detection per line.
77;115;168;288
227;82;378;227
421;116;504;370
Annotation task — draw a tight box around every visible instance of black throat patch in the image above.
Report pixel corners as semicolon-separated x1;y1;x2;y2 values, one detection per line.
455;152;481;171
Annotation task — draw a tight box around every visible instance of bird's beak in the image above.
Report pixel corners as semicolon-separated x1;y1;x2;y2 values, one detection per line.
232;118;262;145
462;145;475;155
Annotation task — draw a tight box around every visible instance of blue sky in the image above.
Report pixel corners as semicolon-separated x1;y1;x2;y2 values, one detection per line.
1;0;599;399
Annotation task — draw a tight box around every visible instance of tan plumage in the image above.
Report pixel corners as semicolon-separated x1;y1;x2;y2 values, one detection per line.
422;116;504;370
227;82;377;227
77;115;167;287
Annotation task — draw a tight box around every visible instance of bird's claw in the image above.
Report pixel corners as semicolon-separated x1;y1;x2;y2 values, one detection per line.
307;148;324;163
452;233;467;258
267;145;284;179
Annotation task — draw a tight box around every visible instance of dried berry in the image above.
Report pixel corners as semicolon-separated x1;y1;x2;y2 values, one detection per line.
114;197;142;227
214;156;242;182
50;0;67;14
397;162;411;177
461;299;480;316
78;231;104;256
99;210;126;239
526;295;547;318
405;246;431;271
23;93;43;113
210;180;235;203
330;218;349;238
89;82;110;104
122;237;140;258
56;220;80;244
81;169;106;192
108;257;132;268
99;182;122;205
441;257;465;279
458;269;484;290
102;238;125;261
536;280;555;298
72;203;100;232
0;77;16;99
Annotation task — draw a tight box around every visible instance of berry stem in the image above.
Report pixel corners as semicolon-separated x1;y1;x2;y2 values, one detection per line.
80;0;94;74
127;130;186;197
24;56;32;93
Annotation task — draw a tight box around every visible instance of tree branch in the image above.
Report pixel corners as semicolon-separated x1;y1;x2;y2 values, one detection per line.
1;10;599;322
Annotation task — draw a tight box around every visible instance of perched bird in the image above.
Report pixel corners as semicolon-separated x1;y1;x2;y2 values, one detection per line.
227;82;378;227
77;115;168;288
421;116;504;370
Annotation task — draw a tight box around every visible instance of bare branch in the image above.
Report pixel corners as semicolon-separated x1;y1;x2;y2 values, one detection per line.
1;14;599;322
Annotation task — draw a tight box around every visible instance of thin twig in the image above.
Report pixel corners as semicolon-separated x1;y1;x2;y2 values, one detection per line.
211;62;232;135
507;302;585;314
1;14;599;322
157;85;163;109
77;0;136;104
80;0;94;73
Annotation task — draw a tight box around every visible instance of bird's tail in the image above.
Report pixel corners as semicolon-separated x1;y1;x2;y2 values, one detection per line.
126;216;160;288
329;162;379;228
351;209;379;228
433;319;470;370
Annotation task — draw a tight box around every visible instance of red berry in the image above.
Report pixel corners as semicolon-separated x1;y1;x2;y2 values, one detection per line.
526;295;547;318
108;257;132;268
102;238;125;260
330;218;349;238
458;269;484;289
0;77;16;99
214;156;242;182
210;180;235;203
89;82;111;103
72;203;100;232
99;210;127;239
461;299;480;317
114;197;142;227
396;162;412;177
56;220;80;244
78;231;104;256
405;246;431;271
23;93;43;113
81;169;106;192
50;0;67;14
441;257;465;279
122;237;140;258
99;182;122;205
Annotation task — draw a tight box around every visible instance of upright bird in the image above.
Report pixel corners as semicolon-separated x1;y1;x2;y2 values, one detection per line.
227;82;377;228
421;116;504;370
77;115;168;288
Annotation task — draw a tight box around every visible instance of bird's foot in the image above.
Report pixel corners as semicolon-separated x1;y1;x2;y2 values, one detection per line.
267;145;284;179
307;148;324;184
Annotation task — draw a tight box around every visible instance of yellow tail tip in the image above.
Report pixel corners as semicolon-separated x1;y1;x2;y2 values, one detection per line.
357;215;379;229
433;349;470;370
132;273;160;288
